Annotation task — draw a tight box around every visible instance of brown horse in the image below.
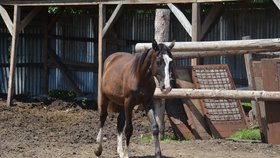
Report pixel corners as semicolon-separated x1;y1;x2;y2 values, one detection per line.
94;40;175;158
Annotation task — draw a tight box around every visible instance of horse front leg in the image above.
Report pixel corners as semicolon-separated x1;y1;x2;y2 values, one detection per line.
145;100;162;158
154;99;166;140
122;98;134;158
117;108;125;158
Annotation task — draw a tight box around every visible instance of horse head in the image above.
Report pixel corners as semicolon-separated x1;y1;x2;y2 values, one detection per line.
151;39;175;94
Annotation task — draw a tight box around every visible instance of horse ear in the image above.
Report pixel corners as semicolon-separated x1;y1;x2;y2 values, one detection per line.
169;40;175;49
152;39;158;51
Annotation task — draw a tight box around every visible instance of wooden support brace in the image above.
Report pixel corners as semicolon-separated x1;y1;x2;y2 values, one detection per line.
167;3;192;38
20;7;41;32
0;5;13;35
272;0;280;10
200;4;223;40
102;4;123;38
48;48;83;96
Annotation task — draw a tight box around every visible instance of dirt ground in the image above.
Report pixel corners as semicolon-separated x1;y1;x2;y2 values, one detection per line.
1;98;280;158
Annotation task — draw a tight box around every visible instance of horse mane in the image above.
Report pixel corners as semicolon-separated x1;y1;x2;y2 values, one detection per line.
131;48;151;74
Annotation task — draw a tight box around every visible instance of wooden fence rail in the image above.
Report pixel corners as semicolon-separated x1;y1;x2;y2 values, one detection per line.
154;88;280;101
135;38;280;59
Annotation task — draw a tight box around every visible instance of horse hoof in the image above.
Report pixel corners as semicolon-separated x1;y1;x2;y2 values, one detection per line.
94;146;102;157
155;152;162;158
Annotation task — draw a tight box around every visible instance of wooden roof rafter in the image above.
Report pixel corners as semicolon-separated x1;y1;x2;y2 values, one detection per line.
1;0;241;6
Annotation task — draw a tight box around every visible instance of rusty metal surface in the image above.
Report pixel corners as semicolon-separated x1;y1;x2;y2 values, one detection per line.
260;59;280;144
192;64;247;138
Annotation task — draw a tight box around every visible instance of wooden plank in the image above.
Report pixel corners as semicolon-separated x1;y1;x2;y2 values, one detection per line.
272;0;280;10
7;5;21;107
1;0;241;6
173;68;211;139
191;2;200;65
98;3;106;111
0;5;13;35
48;48;83;96
154;88;280;101
20;7;41;31
200;4;223;40
135;38;280;56
167;3;192;38
102;4;123;38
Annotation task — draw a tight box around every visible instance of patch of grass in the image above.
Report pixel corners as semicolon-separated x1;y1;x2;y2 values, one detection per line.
139;134;192;142
242;102;252;107
139;134;152;142
162;134;177;141
229;129;261;140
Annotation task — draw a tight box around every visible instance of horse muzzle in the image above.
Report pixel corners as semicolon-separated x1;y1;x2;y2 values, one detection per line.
162;87;172;94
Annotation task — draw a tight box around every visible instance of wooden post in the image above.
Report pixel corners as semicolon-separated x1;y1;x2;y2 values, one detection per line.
154;8;171;140
42;9;49;94
98;3;106;111
7;5;21;107
242;36;257;120
191;3;201;65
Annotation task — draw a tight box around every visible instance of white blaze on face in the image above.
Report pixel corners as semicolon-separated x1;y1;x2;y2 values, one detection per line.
163;54;172;93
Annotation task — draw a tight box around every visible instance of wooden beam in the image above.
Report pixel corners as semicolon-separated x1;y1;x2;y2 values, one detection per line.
135;38;280;57
7;5;21;107
167;3;192;38
0;5;13;35
170;49;280;59
48;48;83;96
102;4;123;38
272;0;280;10
98;3;106;111
154;88;280;101
200;4;223;40
20;7;41;31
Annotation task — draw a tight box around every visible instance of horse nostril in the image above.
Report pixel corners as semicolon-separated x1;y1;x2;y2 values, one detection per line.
162;85;165;90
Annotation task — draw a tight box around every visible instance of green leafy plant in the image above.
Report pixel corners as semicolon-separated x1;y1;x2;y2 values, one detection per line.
229;129;261;140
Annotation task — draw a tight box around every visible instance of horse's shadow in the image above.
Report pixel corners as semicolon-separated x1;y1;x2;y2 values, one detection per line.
131;156;174;158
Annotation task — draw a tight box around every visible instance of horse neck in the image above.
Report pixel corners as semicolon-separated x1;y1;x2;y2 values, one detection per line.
133;49;156;79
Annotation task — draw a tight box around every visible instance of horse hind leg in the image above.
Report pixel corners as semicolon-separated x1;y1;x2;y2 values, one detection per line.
94;96;108;157
117;108;125;157
123;102;134;158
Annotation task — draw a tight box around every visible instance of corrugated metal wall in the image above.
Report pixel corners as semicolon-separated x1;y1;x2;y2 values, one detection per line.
49;14;98;94
0;6;279;96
